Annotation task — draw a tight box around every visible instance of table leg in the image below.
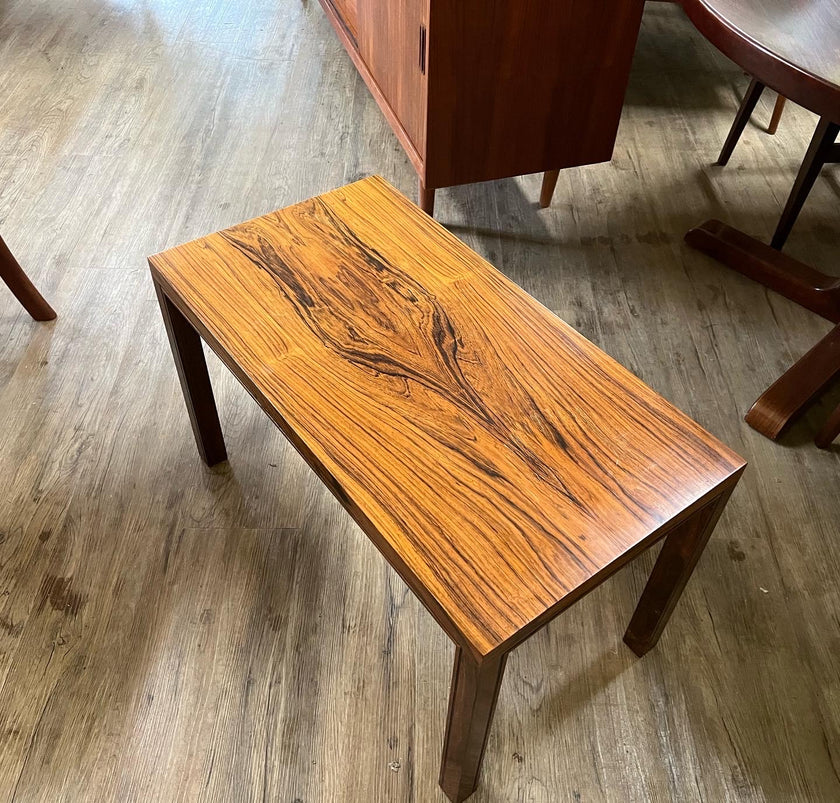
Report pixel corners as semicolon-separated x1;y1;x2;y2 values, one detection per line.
745;322;840;440
154;280;228;466
439;647;507;803
771;117;839;250
0;234;56;321
767;94;786;135
624;484;737;657
540;169;560;208
717;77;764;166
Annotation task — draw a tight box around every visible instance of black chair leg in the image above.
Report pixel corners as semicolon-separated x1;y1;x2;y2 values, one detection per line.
771;117;840;250
717;78;765;166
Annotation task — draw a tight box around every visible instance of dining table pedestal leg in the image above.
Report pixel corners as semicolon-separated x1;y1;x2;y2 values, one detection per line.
685;220;840;321
745;323;840;440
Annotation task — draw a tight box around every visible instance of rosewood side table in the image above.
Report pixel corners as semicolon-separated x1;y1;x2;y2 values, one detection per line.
150;177;745;802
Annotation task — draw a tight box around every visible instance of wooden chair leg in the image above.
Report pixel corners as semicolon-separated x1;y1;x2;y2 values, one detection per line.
717;78;765;166
815;402;840;449
154;279;228;466
439;647;507;803
419;181;436;216
771;117;840;249
767;94;786;135
540;169;560;208
0;234;56;321
624;483;737;657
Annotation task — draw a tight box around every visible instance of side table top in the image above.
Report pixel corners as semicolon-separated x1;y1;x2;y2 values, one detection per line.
150;176;745;659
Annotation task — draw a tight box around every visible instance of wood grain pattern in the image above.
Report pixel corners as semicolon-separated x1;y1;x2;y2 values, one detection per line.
150;176;744;660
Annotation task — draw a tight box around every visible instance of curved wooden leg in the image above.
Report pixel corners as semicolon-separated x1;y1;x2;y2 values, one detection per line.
0;234;56;321
717;78;765;166
767;94;786;135
439;647;507;803
539;169;560;208
745;323;840;440
771;117;839;250
419;181;436;216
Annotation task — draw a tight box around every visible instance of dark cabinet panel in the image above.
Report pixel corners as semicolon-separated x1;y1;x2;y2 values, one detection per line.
317;0;645;213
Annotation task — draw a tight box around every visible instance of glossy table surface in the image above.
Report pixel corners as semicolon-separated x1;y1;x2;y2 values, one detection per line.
150;176;745;660
682;0;840;121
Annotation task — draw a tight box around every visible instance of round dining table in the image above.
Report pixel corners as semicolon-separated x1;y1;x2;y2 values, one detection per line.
680;0;840;447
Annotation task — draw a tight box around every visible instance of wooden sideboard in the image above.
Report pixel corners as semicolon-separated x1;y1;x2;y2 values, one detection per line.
318;0;646;215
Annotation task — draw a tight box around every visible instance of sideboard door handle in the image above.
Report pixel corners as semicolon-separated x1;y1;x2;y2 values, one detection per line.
419;25;427;74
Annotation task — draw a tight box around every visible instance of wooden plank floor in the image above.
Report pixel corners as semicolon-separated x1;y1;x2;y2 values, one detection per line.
1;1;838;800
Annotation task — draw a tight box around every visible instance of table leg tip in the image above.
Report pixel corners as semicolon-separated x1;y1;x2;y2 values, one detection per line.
622;632;653;658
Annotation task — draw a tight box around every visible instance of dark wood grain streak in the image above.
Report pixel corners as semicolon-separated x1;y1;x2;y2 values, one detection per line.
150;177;745;663
0;234;56;321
